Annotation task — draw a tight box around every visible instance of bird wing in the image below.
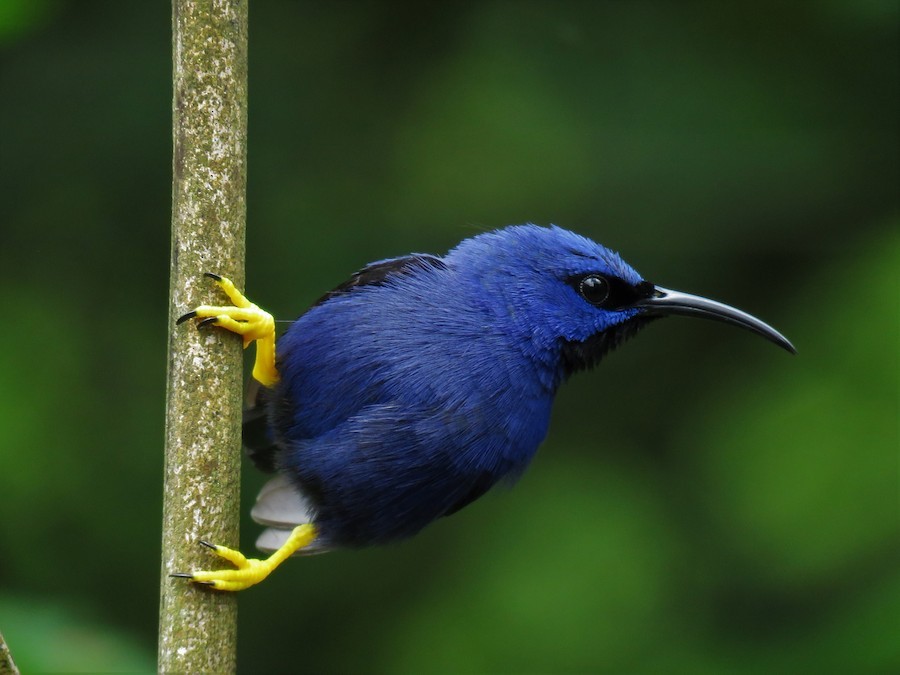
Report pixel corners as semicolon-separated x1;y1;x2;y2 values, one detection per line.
244;253;447;469
310;253;446;307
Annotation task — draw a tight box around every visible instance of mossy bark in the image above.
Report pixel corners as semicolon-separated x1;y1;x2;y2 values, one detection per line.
159;1;248;672
0;630;19;675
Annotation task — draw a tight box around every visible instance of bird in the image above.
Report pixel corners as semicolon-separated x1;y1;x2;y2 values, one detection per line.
174;224;795;591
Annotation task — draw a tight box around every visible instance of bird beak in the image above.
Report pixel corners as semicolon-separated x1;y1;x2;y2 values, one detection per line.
635;285;796;354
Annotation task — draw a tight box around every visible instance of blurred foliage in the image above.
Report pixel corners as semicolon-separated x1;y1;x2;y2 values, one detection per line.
0;596;153;673
0;1;897;673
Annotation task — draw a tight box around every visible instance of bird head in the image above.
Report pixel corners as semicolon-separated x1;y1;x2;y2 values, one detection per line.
449;224;794;385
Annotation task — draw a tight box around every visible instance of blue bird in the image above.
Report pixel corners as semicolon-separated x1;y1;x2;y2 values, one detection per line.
175;224;794;590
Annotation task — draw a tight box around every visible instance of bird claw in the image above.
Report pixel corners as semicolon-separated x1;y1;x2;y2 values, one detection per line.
170;525;318;592
171;539;272;592
175;310;197;325
177;273;280;386
197;316;219;329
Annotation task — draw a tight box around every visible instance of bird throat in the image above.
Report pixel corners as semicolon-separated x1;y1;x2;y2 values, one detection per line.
559;316;658;379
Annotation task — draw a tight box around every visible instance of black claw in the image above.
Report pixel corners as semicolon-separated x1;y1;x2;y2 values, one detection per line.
198;540;218;550
195;580;216;587
176;310;197;325
170;572;194;579
197;317;219;329
204;272;223;281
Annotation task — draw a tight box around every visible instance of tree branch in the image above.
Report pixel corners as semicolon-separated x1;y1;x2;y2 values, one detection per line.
0;630;19;675
159;1;248;672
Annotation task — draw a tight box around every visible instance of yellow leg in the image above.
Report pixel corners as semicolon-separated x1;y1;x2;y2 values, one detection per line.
177;273;280;386
173;524;317;592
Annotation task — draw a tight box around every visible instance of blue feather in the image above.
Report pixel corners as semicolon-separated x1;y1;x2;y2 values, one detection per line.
246;224;792;549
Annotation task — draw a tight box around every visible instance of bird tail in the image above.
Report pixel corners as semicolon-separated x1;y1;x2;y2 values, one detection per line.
242;379;279;473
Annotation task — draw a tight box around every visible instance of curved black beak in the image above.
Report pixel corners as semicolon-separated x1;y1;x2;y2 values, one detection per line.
635;285;796;354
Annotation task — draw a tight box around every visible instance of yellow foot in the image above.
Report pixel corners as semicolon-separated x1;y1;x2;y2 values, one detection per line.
177;273;280;386
171;524;318;592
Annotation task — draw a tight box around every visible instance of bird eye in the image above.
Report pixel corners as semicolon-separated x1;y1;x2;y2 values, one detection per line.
578;275;611;306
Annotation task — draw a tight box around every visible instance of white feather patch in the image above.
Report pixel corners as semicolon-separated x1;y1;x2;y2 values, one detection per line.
255;527;330;555
250;474;316;528
251;475;329;554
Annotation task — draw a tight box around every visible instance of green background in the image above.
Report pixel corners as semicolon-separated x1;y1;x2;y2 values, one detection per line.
1;1;897;672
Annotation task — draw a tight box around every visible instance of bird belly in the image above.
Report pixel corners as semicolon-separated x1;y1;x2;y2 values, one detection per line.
273;398;551;549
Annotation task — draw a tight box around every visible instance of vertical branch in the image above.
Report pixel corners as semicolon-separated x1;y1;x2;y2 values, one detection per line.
0;630;19;675
159;1;248;672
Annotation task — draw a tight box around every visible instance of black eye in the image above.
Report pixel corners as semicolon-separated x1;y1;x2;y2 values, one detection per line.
578;274;610;306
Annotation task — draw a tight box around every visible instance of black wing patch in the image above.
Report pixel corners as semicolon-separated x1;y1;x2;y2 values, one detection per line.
312;254;447;308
